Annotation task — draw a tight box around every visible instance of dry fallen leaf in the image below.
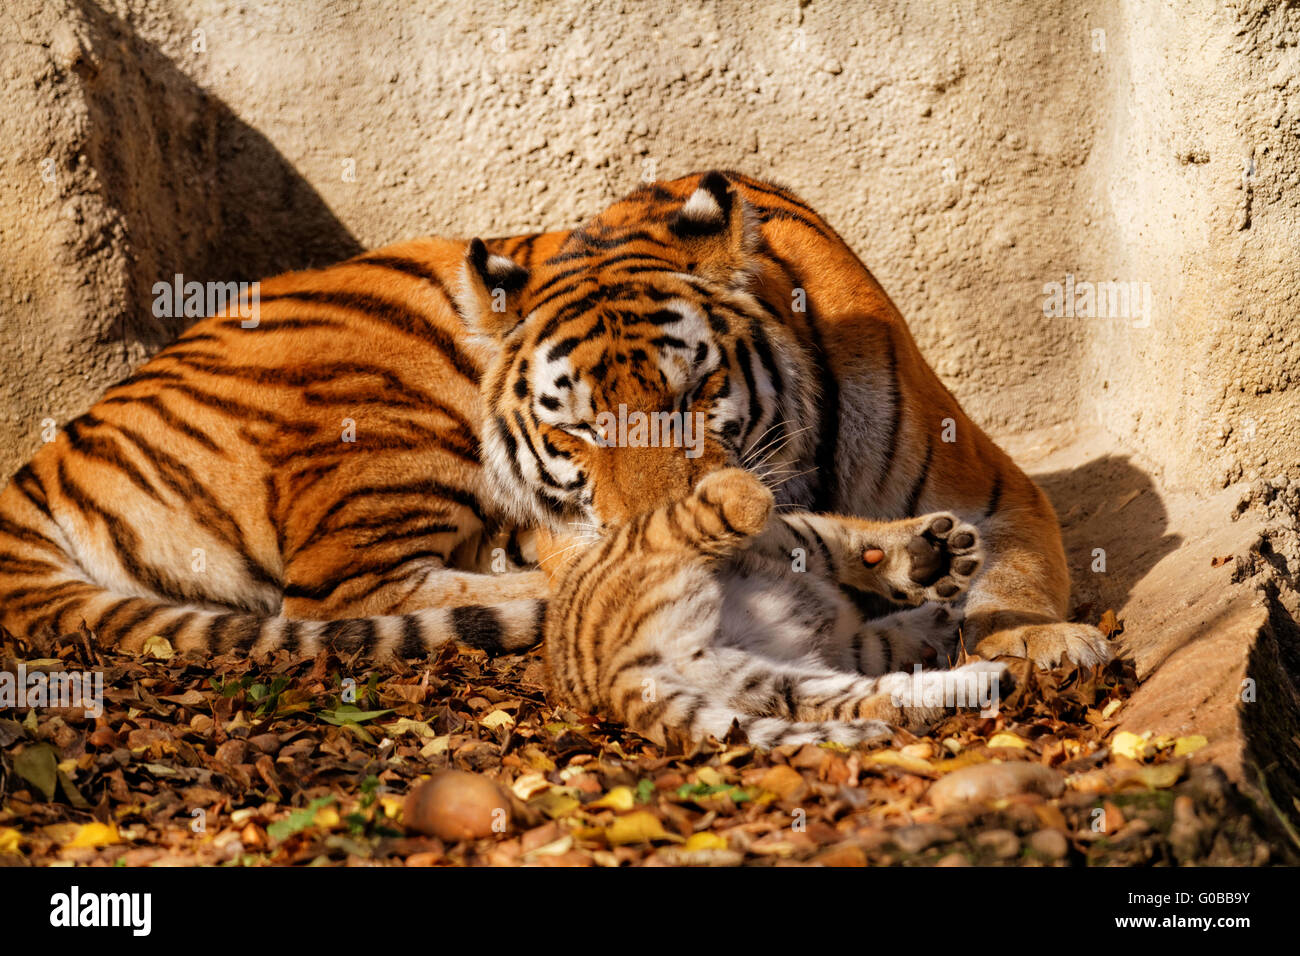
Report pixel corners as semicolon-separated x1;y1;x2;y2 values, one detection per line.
480;709;515;730
602;811;682;846
65;822;121;849
140;634;175;660
1110;730;1151;761
588;786;636;812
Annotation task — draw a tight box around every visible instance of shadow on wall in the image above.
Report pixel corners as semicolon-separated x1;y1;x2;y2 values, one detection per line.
1033;455;1182;618
74;0;360;350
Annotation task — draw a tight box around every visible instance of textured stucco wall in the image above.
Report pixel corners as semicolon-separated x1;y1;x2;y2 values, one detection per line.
1;0;1297;492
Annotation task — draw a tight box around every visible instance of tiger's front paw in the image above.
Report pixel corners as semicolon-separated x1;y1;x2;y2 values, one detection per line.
973;621;1112;669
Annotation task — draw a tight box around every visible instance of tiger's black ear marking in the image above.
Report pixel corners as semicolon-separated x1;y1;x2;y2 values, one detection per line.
669;170;734;238
457;239;530;341
666;171;757;288
467;238;529;295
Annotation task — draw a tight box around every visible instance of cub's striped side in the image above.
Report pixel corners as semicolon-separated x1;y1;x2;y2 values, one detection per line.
542;468;1004;749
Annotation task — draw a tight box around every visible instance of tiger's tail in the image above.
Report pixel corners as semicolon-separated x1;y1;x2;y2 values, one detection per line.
0;478;541;659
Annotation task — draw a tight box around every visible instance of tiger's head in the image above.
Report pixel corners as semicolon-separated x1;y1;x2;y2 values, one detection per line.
456;171;821;531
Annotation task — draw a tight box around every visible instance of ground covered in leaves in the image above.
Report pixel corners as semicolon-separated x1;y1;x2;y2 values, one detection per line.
0;616;1292;867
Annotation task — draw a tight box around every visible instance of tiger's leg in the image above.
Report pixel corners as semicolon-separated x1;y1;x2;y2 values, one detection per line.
276;464;549;650
958;473;1112;668
847;604;962;673
618;657;895;749
787;660;1010;728
712;651;1008;743
773;510;982;673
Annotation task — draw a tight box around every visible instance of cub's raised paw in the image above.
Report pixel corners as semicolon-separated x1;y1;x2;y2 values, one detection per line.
896;512;983;603
693;467;773;536
973;621;1112;669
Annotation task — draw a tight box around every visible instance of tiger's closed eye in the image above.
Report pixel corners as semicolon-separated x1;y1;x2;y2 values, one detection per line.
560;422;605;445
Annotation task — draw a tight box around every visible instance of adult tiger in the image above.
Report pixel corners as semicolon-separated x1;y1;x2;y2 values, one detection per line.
0;170;1108;668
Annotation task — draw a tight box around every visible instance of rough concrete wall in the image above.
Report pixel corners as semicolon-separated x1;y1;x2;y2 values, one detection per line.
1;0;1296;491
1083;0;1300;493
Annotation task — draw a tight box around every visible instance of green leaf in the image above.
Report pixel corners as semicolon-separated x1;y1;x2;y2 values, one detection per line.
674;782;752;804
316;705;393;726
267;796;336;842
58;770;91;809
14;742;58;801
635;778;655;804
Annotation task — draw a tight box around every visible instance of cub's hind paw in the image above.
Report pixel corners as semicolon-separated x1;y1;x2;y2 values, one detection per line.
902;512;983;602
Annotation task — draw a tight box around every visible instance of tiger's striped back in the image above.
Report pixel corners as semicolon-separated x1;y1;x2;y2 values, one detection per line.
0;236;566;657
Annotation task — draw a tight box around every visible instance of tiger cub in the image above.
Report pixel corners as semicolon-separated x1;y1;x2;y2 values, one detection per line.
542;468;1006;749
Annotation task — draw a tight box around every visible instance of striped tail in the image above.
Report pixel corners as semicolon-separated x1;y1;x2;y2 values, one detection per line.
0;463;546;658
0;563;544;659
0;485;542;659
0;568;543;659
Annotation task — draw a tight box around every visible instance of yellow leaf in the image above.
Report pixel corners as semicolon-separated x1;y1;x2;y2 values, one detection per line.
604;811;682;846
65;822;121;849
695;767;727;788
1101;699;1123;720
1173;734;1208;757
987;732;1028;749
0;828;22;853
1111;730;1150;761
313;806;341;829
1128;761;1185;790
864;750;934;775
480;709;515;730
529;789;581;819
383;718;435;739
140;635;174;660
588;786;636;812
683;831;728;852
521;745;556;772
377;796;404;820
933;751;989;774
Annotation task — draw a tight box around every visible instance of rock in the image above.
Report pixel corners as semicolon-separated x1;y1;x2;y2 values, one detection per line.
88;725;120;749
403;770;511;842
927;762;1064;812
975;828;1022;860
1028;829;1070;860
1169;794;1205;865
812;843;867;867
247;733;281;755
891;824;957;855
214;739;247;765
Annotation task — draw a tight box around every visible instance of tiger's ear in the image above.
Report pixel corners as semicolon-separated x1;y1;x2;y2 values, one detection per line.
668;171;758;286
456;238;530;340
